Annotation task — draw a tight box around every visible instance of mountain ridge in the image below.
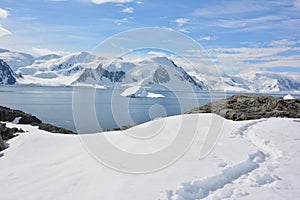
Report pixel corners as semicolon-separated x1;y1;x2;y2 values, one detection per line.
0;48;299;93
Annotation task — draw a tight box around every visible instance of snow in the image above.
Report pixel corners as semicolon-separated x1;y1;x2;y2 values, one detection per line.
71;83;107;89
120;85;165;98
283;94;295;100
0;50;34;71
15;52;104;86
12;117;21;124
1;115;300;200
1;47;300;92
188;70;300;93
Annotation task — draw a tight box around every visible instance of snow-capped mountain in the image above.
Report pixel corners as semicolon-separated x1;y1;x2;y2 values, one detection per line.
237;71;300;93
74;57;207;91
0;59;17;85
0;49;34;72
16;52;105;86
189;70;300;93
0;48;299;93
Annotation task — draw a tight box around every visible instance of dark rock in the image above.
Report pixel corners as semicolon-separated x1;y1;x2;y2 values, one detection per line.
0;105;42;125
153;66;170;84
0;105;76;134
38;123;74;135
0;122;24;140
186;94;300;120
105;124;136;132
18;114;42;125
0;135;5;151
0;59;17;85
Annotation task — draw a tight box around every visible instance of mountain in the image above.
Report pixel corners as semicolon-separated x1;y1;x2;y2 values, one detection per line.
74;57;207;92
0;48;299;93
0;49;34;72
16;52;104;86
189;70;300;93
237;71;300;93
0;59;17;85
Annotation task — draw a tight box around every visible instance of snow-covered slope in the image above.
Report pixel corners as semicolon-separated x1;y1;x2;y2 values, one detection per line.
0;59;17;85
16;52;104;86
189;70;300;93
75;56;207;92
1;115;299;199
0;49;34;72
237;71;300;93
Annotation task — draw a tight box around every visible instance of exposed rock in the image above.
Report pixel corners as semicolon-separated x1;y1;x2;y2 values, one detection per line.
0;122;24;151
0;106;42;125
153;65;170;84
105;124;136;132
0;135;5;151
0;59;17;85
186;94;300;120
0;105;75;134
0;122;24;140
38;123;74;135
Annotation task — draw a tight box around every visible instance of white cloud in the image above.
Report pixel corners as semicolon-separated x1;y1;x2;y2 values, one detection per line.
266;39;298;47
193;1;284;18
185;42;300;73
91;0;132;4
178;28;189;33
209;46;300;71
101;17;132;25
31;47;69;56
148;51;167;57
199;35;213;41
114;17;130;25
122;7;134;13
0;8;9;19
0;26;12;37
136;1;142;4
175;18;189;26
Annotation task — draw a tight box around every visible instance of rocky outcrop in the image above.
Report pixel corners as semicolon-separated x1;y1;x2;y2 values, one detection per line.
0;122;24;140
0;106;75;134
0;59;17;85
38;123;74;134
0;106;42;125
0;135;5;151
0;123;24;151
186;94;300;120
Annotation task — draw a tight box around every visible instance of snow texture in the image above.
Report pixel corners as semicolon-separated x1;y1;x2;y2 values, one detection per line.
1;115;300;200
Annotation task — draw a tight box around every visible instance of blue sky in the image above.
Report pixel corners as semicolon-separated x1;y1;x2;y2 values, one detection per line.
0;0;300;73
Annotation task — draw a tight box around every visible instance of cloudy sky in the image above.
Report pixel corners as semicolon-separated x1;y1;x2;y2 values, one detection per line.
0;0;299;74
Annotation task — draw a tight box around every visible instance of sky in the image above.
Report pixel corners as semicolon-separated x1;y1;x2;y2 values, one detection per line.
0;0;300;74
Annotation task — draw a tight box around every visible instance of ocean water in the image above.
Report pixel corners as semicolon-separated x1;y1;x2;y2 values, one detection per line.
0;86;298;132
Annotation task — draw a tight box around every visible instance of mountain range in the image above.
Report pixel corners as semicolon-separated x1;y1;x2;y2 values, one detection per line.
0;48;299;93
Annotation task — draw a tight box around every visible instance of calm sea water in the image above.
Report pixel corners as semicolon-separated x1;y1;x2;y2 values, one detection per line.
0;86;298;132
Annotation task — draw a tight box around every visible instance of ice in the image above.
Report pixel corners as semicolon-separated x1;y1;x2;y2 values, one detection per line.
120;85;165;98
